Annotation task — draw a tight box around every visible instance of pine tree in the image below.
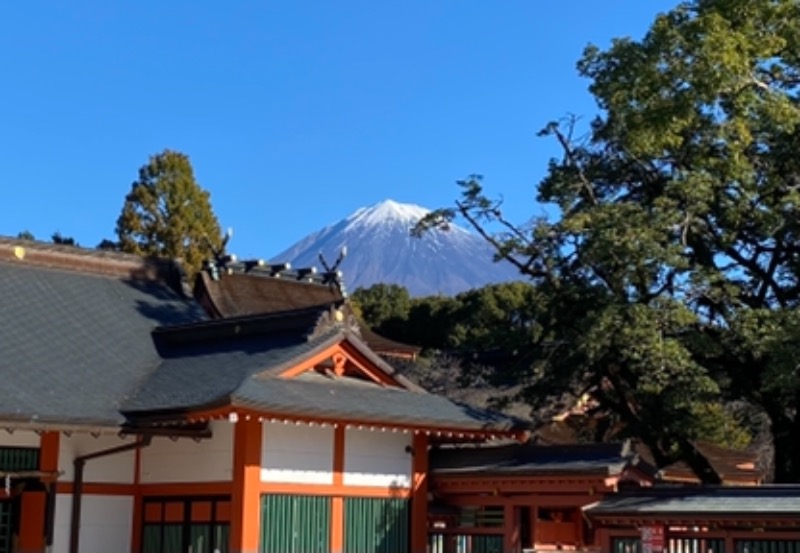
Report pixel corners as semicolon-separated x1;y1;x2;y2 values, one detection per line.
116;150;222;276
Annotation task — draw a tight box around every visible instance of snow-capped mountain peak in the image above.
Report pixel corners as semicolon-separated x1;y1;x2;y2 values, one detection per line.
346;199;430;229
271;199;519;296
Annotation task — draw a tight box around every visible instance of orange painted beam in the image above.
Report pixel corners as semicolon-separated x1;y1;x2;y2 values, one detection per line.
278;342;401;387
230;419;262;553
139;482;232;496
410;433;429;553
56;482;135;495
259;482;411;499
339;342;404;387
278;343;347;379
436;494;602;508
432;476;615;495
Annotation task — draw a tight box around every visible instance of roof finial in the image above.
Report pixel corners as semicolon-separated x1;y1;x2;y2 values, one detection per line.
318;246;348;297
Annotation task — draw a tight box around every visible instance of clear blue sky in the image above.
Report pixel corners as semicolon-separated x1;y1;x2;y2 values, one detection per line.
1;1;677;259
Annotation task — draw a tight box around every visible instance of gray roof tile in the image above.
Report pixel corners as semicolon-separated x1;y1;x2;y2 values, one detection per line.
585;486;800;516
431;442;632;475
125;328;521;432
0;258;206;425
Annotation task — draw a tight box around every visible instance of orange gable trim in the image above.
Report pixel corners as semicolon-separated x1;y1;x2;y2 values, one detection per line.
277;342;401;387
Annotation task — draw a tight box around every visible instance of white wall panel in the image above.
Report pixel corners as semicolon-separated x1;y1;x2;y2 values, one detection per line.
140;421;233;483
52;494;133;553
343;429;412;488
58;433;136;483
261;422;334;484
0;430;39;448
52;495;71;553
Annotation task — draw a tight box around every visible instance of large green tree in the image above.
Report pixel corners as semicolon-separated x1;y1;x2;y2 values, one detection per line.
116;150;222;276
417;0;800;481
351;283;412;329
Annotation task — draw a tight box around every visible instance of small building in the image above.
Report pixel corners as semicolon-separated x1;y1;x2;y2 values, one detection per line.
584;486;800;553
427;441;651;553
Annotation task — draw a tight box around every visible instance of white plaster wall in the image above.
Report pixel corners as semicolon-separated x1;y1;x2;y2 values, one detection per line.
343;429;412;488
140;421;233;483
52;494;133;553
0;429;39;447
58;433;136;483
261;422;334;484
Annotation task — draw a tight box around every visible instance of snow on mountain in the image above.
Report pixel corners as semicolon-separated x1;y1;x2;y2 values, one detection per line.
270;199;520;296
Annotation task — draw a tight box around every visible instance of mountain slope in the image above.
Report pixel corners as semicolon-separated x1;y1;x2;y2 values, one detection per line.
271;199;520;296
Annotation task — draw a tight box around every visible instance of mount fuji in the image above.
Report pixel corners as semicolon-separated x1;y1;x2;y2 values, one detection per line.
270;199;520;296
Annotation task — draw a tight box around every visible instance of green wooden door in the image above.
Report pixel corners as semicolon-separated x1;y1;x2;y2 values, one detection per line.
0;501;12;553
344;497;409;553
260;495;330;553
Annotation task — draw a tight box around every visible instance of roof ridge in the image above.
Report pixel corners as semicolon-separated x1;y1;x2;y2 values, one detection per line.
0;237;185;285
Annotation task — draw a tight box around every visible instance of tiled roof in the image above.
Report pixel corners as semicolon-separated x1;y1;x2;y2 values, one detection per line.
0;238;520;433
357;326;421;357
584;486;800;516
0;239;206;426
195;270;343;318
536;418;763;484
235;372;518;431
430;441;632;475
194;267;421;356
125;327;520;432
633;440;763;484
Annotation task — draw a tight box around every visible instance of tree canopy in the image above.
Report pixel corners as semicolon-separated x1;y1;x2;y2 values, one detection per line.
116;150;222;276
416;0;800;481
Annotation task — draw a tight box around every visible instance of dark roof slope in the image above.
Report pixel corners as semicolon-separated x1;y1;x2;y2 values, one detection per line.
194;266;421;357
235;371;517;431
357;326;421;357
125;323;521;432
431;441;633;476
536;417;763;484
585;486;800;517
195;270;343;318
0;239;206;426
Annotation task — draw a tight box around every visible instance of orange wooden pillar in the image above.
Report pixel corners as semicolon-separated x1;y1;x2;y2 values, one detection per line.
231;419;263;553
503;503;520;553
410;433;429;553
18;431;59;553
331;425;346;553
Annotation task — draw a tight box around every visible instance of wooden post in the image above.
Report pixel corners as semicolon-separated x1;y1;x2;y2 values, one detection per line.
18;432;60;553
724;531;735;553
130;446;143;553
504;504;520;553
230;419;262;553
410;433;429;553
331;425;346;553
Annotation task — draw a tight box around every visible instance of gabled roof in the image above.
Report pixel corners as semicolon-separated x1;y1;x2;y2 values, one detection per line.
0;238;521;434
124;319;522;433
0;238;206;426
536;417;763;485
195;269;343;318
194;264;421;357
430;441;634;476
584;486;800;517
